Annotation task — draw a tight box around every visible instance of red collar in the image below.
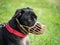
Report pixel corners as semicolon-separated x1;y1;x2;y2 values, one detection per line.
5;24;27;38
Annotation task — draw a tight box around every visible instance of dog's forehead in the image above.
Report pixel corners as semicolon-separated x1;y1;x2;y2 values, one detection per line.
22;8;33;12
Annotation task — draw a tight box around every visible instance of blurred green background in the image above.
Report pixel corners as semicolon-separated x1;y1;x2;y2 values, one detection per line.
0;0;60;45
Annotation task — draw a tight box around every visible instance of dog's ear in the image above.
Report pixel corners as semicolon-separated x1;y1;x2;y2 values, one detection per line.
13;9;24;18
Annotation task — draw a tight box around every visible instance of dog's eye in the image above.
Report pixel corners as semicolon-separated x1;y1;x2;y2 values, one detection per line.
28;18;32;22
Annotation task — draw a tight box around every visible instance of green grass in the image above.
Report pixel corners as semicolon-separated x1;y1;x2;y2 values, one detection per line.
0;0;60;45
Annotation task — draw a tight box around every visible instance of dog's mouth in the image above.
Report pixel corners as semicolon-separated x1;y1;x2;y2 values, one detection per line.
16;18;45;35
25;22;45;35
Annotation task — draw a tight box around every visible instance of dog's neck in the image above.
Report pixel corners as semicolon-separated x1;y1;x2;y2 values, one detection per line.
8;18;28;35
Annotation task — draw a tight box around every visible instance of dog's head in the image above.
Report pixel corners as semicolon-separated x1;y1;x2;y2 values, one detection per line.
13;7;45;35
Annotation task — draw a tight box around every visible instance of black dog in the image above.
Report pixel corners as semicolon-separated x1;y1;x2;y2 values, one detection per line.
0;7;45;45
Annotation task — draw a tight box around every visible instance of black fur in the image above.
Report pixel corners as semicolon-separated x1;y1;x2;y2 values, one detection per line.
0;7;37;45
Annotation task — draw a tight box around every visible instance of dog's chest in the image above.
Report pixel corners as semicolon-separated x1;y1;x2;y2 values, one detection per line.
19;36;29;45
